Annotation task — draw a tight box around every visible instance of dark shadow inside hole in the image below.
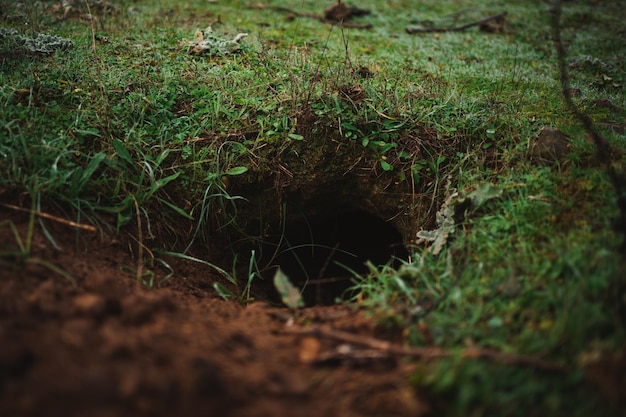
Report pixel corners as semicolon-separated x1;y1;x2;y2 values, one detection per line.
266;208;408;306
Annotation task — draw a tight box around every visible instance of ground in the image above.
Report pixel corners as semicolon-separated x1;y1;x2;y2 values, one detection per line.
1;1;626;416
0;209;429;417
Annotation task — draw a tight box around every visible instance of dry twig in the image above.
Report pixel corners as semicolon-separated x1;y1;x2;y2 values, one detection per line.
406;12;507;34
550;0;626;249
284;325;567;372
271;6;372;29
1;203;97;232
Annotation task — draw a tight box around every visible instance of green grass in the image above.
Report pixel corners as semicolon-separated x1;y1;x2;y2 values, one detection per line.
1;0;625;415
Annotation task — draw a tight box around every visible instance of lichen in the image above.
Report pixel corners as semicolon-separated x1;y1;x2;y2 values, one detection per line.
416;183;503;254
0;29;73;55
183;26;248;56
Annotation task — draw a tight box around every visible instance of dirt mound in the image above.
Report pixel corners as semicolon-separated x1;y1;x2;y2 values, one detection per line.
0;211;429;417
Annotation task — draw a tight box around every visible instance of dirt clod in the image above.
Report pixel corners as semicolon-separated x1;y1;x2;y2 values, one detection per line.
72;293;107;317
529;127;571;165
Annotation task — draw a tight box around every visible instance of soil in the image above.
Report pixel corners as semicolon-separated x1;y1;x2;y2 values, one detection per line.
0;209;430;417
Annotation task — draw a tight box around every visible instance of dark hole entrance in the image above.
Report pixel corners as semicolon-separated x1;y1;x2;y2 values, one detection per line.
265;208;408;306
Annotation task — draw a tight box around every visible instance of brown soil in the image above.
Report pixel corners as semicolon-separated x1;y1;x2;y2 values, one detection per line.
0;209;430;417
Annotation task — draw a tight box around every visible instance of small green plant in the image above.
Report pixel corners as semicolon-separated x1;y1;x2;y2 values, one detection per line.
158;248;262;303
0;196;75;286
121;255;174;289
212;249;264;303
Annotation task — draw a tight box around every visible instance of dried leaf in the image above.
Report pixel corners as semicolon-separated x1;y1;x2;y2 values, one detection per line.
194;29;204;43
273;269;304;309
416;183;504;254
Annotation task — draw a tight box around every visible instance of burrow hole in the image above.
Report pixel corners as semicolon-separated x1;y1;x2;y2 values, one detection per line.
259;206;408;306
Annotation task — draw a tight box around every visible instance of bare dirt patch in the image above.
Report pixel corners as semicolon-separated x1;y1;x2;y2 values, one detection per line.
0;209;429;417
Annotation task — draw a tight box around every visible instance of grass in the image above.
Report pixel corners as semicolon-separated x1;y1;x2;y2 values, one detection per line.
0;195;76;286
1;0;625;415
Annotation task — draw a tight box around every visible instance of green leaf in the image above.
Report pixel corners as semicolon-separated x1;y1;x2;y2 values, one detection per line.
157;197;194;220
341;122;358;132
74;128;101;138
288;133;304;141
76;152;106;191
380;160;393;171
112;139;134;166
488;316;503;328
226;166;248;176
214;282;235;300
153;171;181;189
273;268;304;309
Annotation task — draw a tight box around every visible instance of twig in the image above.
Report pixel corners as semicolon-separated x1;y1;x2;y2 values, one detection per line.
127;232;155;262
1;203;97;232
550;0;626;250
550;3;609;161
313;242;341;304
302;276;351;284
406;12;507;34
317;242;340;280
284;325;567;372
270;6;372;29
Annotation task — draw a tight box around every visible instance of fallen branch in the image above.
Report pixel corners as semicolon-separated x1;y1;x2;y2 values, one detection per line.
406;12;507;34
270;6;372;29
1;203;97;232
284;325;567;372
550;0;626;250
